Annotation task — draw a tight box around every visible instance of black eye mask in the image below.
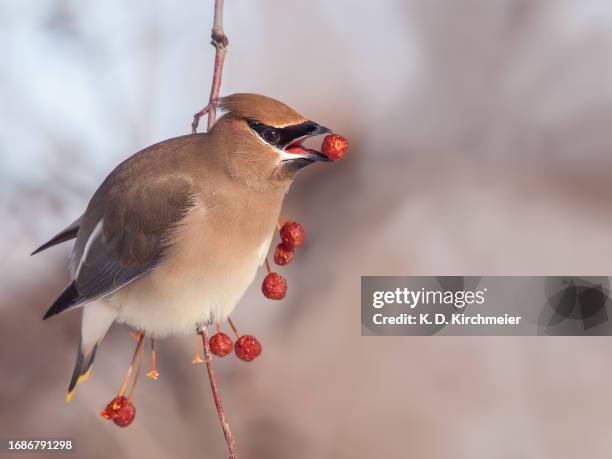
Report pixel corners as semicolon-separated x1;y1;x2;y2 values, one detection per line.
246;119;326;150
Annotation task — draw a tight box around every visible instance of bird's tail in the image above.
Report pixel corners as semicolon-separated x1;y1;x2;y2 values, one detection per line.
66;341;98;402
66;302;117;402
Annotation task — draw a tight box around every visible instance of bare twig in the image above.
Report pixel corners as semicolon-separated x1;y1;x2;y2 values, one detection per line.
200;327;237;459
192;0;229;133
192;2;236;457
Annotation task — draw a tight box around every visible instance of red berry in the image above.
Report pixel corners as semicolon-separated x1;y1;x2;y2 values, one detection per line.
321;133;348;161
209;332;233;357
112;401;136;428
262;272;287;300
100;395;136;427
280;221;305;248
100;395;128;420
274;243;294;265
234;335;262;362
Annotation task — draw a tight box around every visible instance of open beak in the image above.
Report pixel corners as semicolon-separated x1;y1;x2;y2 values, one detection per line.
296;148;332;162
308;124;332;137
282;122;332;163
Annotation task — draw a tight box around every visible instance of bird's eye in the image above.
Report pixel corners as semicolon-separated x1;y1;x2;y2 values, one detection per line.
262;128;280;144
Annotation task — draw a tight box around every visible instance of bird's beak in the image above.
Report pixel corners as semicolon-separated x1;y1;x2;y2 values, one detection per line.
308;123;332;137
296;148;332;162
281;121;332;164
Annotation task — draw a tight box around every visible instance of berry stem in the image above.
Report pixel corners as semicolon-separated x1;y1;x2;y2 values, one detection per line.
215;321;222;334
192;334;204;364
199;327;238;459
117;332;145;397
127;340;145;401
265;257;272;274
146;337;159;380
276;219;282;231
226;317;241;339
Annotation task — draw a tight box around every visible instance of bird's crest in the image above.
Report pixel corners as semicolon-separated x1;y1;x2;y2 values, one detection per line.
219;93;306;127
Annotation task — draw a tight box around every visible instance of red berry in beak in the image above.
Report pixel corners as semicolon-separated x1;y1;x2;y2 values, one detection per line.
234;335;262;362
262;272;287;299
209;332;233;357
321;133;348;161
280;221;305;248
274;242;294;265
112;402;136;428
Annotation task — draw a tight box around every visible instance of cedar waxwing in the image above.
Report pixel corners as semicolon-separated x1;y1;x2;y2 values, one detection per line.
32;93;332;400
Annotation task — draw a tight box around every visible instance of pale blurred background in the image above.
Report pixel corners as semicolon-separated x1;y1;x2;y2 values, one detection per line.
2;0;612;458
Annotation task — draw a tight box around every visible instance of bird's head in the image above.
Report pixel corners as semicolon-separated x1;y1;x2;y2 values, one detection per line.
210;93;332;189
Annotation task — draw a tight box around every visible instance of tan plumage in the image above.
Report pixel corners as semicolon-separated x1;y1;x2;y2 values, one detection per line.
219;93;306;126
32;93;332;399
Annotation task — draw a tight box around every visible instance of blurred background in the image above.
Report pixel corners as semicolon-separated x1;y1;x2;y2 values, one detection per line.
3;0;612;458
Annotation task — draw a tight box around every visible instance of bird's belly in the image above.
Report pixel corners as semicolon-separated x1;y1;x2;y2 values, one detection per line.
110;231;274;338
110;255;260;337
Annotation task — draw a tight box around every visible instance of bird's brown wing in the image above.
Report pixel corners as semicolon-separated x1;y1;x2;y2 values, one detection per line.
43;172;196;319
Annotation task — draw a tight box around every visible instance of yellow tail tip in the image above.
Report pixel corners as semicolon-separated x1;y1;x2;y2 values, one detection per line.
77;366;93;385
65;366;94;402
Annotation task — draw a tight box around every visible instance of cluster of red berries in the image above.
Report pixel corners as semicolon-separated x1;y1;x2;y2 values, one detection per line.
209;333;262;362
100;395;136;428
206;220;311;362
261;221;305;301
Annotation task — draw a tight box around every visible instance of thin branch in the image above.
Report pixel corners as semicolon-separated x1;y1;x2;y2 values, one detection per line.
192;0;229;133
193;2;235;456
200;327;237;459
192;3;236;457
